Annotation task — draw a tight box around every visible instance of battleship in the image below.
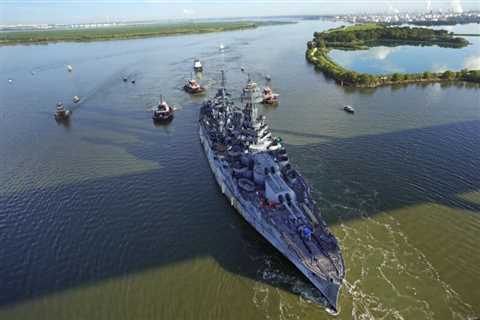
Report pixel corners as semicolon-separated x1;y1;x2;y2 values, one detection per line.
199;72;345;314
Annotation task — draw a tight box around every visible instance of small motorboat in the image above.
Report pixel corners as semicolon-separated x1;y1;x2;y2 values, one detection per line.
219;43;225;51
152;96;174;122
241;66;245;72
261;86;279;105
344;105;355;113
184;78;205;94
54;102;71;120
193;59;203;72
72;96;80;103
122;77;128;82
8;78;13;84
66;65;73;72
131;80;136;84
265;74;271;81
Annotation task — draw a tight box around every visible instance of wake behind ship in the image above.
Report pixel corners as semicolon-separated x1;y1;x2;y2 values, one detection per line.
199;74;345;314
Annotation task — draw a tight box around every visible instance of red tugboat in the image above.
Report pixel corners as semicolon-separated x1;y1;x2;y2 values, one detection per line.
152;96;174;122
184;78;205;94
261;86;279;105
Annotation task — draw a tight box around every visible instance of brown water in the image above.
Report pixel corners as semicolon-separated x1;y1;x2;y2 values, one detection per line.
0;20;479;320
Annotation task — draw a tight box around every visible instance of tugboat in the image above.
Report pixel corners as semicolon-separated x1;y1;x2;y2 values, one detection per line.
184;78;205;94
343;105;355;113
152;96;174;122
54;102;71;120
72;96;80;103
261;86;279;105
193;59;203;72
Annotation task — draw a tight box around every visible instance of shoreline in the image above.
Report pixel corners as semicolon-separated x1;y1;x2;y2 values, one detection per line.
306;24;480;88
0;21;292;46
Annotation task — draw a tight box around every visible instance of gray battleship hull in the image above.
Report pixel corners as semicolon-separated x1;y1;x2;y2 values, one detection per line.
199;125;341;312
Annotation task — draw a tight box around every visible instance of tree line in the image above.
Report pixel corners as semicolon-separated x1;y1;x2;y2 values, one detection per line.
305;24;478;88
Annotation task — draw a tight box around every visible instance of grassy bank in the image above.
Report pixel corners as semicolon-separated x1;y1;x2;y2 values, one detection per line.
0;21;291;45
306;24;479;88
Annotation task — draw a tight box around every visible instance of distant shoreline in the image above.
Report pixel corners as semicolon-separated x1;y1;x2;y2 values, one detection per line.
0;20;292;46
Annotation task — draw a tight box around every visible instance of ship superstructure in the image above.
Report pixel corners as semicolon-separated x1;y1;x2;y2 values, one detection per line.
199;72;345;313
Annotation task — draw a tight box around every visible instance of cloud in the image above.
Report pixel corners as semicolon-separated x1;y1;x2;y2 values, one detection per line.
182;8;195;16
432;64;449;72
451;0;463;13
464;55;480;70
426;0;432;11
387;2;400;14
368;47;398;60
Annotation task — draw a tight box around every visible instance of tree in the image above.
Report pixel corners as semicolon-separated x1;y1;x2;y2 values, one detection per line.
442;70;456;80
392;73;402;81
358;74;370;85
423;71;432;79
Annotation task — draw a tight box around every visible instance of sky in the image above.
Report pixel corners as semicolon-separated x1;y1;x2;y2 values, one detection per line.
1;0;479;25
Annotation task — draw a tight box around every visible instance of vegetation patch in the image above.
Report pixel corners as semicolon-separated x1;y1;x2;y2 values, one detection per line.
306;24;480;87
0;21;291;45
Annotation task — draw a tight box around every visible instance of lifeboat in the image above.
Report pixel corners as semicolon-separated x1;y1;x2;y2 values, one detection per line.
152;97;174;122
54;102;71;120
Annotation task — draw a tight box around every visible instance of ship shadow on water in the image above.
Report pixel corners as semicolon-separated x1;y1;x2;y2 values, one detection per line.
0;119;479;309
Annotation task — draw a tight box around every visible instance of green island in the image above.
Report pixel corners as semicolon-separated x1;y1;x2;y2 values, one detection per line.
306;23;480;87
0;21;291;45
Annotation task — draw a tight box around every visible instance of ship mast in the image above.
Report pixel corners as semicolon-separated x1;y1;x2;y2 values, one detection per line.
220;69;226;103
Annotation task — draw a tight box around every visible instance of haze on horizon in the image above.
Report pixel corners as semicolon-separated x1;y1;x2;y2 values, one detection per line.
1;0;479;25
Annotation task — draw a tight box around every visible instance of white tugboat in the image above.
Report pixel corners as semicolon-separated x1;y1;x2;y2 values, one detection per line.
199;72;345;314
193;59;203;72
